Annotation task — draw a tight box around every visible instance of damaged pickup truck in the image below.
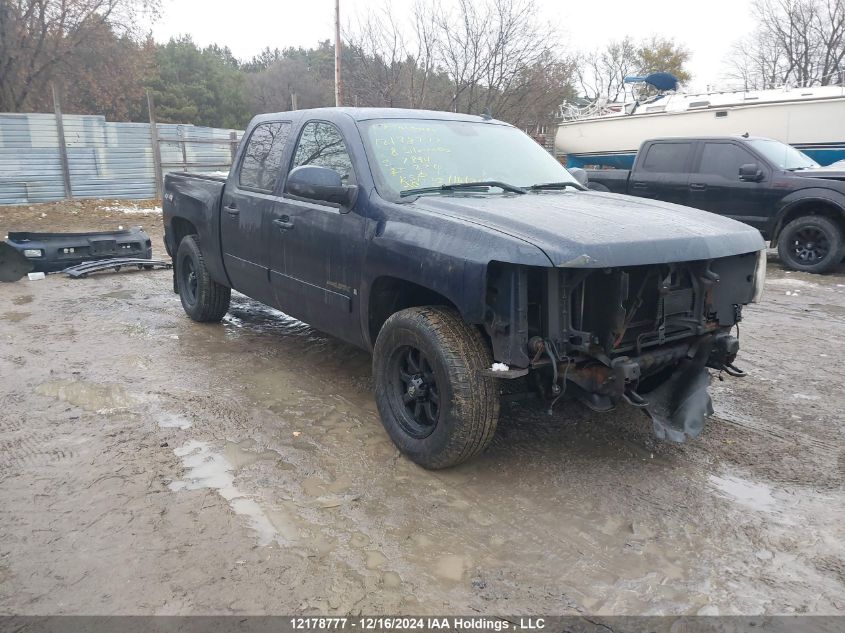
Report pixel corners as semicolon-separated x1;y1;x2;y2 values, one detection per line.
163;108;766;468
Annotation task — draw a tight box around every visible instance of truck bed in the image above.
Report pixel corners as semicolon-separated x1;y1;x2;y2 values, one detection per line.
585;168;630;194
163;172;226;266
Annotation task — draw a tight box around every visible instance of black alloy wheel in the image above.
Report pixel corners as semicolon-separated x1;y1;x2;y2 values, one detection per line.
777;215;844;274
390;345;441;438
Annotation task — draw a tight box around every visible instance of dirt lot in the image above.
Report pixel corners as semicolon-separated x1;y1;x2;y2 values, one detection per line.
1;201;843;616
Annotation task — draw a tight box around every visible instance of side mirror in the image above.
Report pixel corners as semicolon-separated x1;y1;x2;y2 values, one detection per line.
285;165;357;207
569;167;589;186
739;163;764;182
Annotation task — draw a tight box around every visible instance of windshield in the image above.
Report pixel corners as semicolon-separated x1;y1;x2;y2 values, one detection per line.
747;139;819;170
359;118;578;198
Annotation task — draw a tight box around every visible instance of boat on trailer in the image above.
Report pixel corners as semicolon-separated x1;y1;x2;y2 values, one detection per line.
556;74;845;169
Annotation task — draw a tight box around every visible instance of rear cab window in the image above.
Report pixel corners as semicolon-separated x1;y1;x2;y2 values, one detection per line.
641;142;693;173
238;121;292;192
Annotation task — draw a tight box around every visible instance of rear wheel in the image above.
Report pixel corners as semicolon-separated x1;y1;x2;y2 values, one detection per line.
777;216;843;273
373;306;500;469
176;234;230;322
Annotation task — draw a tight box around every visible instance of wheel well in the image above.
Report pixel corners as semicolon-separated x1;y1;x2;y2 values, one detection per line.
774;201;845;244
368;277;459;345
170;217;198;254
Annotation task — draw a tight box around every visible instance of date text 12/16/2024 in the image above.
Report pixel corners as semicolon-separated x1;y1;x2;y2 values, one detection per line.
290;618;547;631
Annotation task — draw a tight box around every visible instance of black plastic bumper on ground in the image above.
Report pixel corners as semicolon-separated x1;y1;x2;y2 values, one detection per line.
63;258;172;278
4;227;153;273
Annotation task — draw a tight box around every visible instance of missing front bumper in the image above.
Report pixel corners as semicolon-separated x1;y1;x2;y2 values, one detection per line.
552;333;742;443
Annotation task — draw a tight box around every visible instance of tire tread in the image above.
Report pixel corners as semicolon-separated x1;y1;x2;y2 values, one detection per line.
374;306;500;469
177;234;231;322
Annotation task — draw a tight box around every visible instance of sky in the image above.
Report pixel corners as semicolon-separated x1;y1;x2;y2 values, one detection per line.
149;0;756;92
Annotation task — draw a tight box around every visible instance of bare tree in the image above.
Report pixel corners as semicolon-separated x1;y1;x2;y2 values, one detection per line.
343;0;567;128
434;0;558;117
576;37;639;103
345;6;408;107
728;0;845;88
0;0;159;112
576;36;691;103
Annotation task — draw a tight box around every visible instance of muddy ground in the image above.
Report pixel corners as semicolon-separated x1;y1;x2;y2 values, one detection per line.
0;201;843;616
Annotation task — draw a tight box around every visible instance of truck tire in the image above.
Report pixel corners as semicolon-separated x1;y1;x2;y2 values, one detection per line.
373;306;500;469
176;234;231;322
777;215;844;274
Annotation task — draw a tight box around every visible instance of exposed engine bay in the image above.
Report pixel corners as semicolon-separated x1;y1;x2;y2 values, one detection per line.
483;250;765;441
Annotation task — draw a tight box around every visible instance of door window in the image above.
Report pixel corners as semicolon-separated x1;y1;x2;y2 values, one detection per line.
239;122;291;192
291;122;355;183
641;143;693;173
699;143;758;180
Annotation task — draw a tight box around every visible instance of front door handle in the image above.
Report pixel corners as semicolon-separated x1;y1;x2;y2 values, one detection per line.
224;203;239;216
631;182;648;190
689;183;707;191
273;216;295;231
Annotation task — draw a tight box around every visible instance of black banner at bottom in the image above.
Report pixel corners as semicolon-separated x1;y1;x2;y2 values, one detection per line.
0;616;841;633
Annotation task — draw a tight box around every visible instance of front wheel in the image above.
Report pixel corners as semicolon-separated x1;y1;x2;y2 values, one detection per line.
176;234;231;322
777;216;843;273
373;306;500;469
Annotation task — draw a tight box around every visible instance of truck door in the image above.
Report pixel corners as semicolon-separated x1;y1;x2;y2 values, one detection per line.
630;141;694;207
220;121;292;305
687;141;771;230
268;120;365;346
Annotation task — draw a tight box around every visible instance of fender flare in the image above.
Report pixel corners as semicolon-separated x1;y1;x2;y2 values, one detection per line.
771;188;845;241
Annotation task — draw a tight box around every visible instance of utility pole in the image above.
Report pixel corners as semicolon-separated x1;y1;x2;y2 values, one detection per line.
51;84;73;200
334;0;343;107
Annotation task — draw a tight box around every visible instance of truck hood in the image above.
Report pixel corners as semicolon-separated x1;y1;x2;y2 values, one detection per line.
792;168;845;182
409;191;764;267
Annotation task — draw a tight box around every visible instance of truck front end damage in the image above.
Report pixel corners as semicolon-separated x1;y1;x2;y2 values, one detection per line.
484;250;765;441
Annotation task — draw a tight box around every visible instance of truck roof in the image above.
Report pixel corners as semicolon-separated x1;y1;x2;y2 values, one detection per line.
644;135;774;143
251;107;512;126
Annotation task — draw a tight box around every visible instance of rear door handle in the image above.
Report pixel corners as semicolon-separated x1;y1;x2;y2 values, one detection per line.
631;182;648;190
689;183;707;191
273;216;295;230
224;203;239;216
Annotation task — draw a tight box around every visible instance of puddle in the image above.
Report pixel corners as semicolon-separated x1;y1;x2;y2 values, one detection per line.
3;311;31;322
36;380;135;411
708;474;776;513
168;440;301;547
382;571;402;588
12;295;33;305
366;550;388;570
224;439;280;470
433;554;467;581
266;504;302;542
157;412;192;430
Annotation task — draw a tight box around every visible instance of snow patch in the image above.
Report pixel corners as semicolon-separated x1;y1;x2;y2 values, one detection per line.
158;413;192;430
491;362;510;372
709;474;776;513
100;203;163;215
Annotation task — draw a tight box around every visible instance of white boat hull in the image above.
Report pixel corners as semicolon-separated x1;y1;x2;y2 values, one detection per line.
556;95;845;168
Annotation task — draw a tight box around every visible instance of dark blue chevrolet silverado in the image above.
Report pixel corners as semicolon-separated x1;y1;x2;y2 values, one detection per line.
163;108;765;468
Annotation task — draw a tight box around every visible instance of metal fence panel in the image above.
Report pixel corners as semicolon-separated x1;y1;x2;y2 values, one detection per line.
0;113;241;205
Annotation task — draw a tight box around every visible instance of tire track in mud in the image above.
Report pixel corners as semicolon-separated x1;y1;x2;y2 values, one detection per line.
0;416;79;476
713;413;838;455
